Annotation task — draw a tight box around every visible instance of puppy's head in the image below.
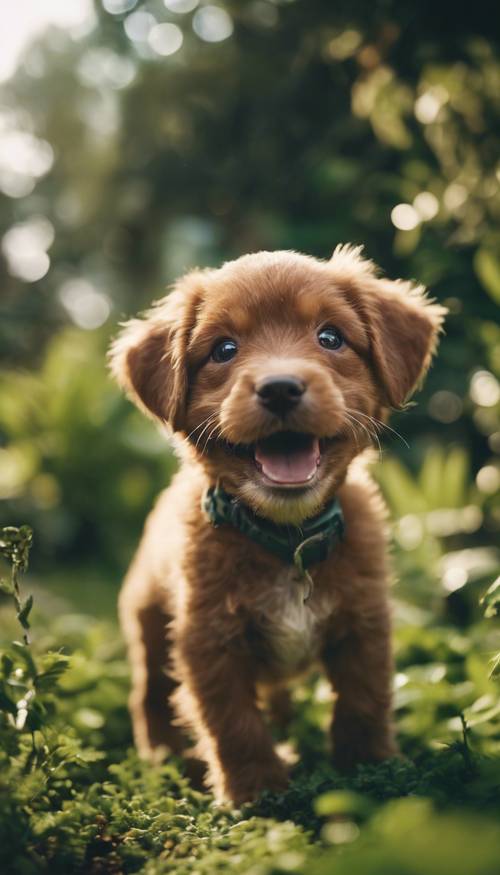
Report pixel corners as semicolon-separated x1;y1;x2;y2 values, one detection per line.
110;247;445;524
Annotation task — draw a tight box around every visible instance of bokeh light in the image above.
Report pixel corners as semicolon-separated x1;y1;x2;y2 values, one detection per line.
391;203;420;231
414;87;448;124
428;391;463;424
59;279;112;330
0;126;54;198
470;371;500;407
192;5;234;42
442;566;468;592
476;465;500;494
124;10;156;42
148;23;184;57
1;216;54;281
413;191;439;221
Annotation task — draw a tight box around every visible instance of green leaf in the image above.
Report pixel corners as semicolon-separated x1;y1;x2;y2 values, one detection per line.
35;653;70;691
315;790;374;818
474;247;500;304
442;447;469;509
1;653;14;676
375;458;427;515
420;446;445;509
0;684;17;715
489;652;500;679
17;594;33;630
11;641;37;677
481;576;500;618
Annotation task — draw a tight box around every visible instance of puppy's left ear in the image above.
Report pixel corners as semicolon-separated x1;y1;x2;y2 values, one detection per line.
365;278;447;408
108;272;204;431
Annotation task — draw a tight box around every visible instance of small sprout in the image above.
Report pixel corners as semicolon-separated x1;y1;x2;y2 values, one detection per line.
0;525;34;645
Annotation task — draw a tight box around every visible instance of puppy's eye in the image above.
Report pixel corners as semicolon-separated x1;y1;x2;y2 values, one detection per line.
211;338;238;363
318;325;344;351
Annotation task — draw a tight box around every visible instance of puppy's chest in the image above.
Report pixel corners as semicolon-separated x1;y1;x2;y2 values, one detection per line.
250;568;332;673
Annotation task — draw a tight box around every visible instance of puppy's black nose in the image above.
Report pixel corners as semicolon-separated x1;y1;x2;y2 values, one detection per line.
256;375;306;416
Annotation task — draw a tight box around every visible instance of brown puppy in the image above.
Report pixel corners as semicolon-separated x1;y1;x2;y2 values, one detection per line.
110;246;445;804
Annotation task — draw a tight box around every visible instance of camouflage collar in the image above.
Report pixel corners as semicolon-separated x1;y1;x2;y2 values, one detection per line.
202;482;344;573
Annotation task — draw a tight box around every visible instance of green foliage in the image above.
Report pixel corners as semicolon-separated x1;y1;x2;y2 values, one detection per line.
304;798;500;875
0;525;67;738
0;330;177;573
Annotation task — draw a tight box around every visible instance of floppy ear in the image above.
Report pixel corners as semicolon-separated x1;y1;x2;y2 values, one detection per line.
330;245;447;408
364;277;446;408
108;272;203;431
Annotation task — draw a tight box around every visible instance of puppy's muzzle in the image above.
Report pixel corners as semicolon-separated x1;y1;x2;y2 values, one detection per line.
256;375;306;417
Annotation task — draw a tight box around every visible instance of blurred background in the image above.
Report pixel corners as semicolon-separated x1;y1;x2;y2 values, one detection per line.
0;1;499;669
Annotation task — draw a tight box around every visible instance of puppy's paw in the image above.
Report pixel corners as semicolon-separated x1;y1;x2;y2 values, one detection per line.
222;757;289;805
332;723;398;771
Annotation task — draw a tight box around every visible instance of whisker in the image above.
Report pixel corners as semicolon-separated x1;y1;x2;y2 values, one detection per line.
201;422;223;454
193;414;220;451
344;411;373;443
344;411;372;441
194;423;216;451
342;417;361;449
186;411;217;443
368;417;410;450
217;424;231;445
345;411;382;459
345;406;410;450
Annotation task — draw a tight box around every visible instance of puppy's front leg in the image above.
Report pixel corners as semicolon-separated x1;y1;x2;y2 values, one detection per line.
322;607;398;769
173;620;288;804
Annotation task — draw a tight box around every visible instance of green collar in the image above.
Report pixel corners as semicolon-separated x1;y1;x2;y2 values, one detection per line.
203;483;344;574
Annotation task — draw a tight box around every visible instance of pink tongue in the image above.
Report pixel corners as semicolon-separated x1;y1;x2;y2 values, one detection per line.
255;438;320;484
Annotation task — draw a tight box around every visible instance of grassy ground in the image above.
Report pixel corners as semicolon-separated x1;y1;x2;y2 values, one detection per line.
1;526;500;875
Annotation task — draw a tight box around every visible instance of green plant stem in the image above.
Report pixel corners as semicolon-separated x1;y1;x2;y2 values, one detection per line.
11;559;29;646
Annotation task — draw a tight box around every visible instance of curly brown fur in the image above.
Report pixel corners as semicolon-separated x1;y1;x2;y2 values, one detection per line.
110;246;446;804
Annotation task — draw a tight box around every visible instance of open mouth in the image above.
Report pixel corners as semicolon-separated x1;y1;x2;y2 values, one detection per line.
254;431;321;486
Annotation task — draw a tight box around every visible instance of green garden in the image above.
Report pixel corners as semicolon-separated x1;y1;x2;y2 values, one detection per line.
1;1;499;872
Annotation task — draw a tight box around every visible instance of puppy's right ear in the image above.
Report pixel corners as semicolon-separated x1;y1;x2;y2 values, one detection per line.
108;274;203;431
